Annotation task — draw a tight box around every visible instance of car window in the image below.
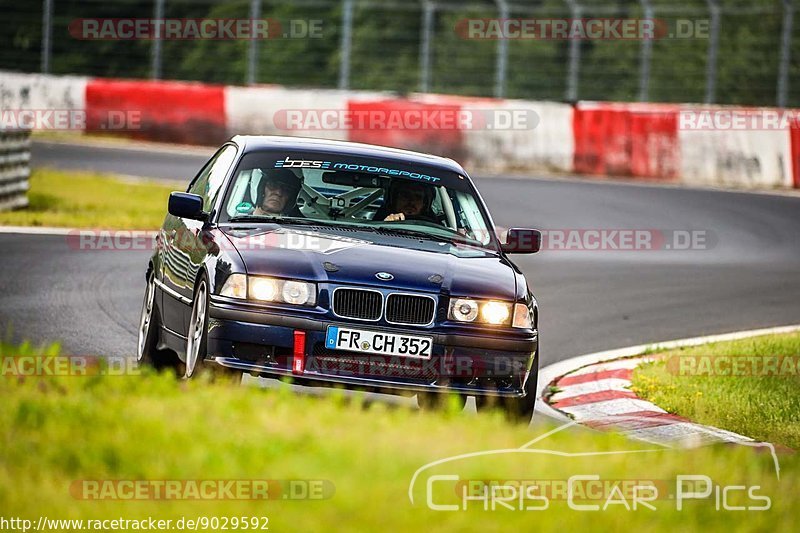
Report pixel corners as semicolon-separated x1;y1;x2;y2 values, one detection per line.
188;145;237;211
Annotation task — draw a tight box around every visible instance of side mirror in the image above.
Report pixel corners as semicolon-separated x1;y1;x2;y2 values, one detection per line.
501;228;541;254
168;192;207;221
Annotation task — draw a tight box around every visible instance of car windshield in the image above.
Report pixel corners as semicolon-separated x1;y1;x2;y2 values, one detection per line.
218;150;498;250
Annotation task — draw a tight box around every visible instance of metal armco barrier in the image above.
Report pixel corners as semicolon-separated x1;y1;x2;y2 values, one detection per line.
0;129;32;211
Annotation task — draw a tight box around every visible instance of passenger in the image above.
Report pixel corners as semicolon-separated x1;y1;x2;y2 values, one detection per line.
374;180;439;223
253;169;303;216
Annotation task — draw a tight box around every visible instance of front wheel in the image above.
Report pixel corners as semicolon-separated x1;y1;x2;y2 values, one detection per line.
137;270;179;372
184;277;241;384
185;278;210;379
475;353;539;423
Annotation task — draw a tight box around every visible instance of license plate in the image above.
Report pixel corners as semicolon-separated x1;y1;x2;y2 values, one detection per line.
325;326;433;359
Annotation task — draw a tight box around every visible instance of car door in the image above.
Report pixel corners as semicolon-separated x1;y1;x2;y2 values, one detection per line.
160;145;237;337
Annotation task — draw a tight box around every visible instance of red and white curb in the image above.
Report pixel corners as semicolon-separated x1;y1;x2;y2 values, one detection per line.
534;324;800;448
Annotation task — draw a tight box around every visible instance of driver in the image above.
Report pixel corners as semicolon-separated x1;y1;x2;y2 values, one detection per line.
374;179;438;223
253;169;303;217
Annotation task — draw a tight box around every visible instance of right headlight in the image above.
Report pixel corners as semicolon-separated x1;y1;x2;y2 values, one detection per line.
220;274;317;307
448;298;519;327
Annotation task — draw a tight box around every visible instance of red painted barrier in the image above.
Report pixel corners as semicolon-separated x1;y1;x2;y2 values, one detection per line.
346;99;465;159
629;106;679;179
573;103;678;180
572;105;605;175
791;121;800;188
85;79;226;145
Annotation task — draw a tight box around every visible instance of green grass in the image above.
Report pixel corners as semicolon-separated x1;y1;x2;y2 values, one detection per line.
0;168;176;229
632;332;800;449
1;342;798;531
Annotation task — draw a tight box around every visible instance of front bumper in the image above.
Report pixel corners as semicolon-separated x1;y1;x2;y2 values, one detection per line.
208;304;537;398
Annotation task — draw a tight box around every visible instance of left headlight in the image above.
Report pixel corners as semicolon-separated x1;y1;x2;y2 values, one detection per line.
220;274;316;307
447;298;532;329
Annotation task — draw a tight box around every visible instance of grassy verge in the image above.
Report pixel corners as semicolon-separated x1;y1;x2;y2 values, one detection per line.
0;168;175;229
632;332;800;449
1;342;797;531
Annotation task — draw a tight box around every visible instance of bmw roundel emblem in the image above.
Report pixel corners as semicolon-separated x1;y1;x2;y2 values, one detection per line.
375;272;394;281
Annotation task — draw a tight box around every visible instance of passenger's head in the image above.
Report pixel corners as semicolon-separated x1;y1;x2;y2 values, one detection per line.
257;169;302;214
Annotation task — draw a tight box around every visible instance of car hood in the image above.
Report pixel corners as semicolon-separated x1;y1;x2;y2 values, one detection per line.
221;225;518;300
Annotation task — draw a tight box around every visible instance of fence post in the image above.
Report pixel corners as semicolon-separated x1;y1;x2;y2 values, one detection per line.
246;0;261;85
41;0;53;74
338;0;354;89
419;1;435;93
638;0;653;101
777;0;794;108
151;0;165;79
564;0;581;101
494;0;509;98
705;0;721;104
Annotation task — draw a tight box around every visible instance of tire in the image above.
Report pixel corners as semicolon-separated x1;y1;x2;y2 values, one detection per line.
417;392;467;411
475;352;539;423
137;270;180;372
185;277;210;379
184;276;241;384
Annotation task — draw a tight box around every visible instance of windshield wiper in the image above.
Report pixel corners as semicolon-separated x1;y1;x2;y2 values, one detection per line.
228;215;318;225
227;215;377;232
376;226;479;247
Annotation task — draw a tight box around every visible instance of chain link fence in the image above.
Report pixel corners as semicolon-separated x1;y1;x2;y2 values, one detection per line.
2;0;798;107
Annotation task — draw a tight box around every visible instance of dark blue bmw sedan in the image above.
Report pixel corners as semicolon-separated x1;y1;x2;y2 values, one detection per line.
138;136;541;420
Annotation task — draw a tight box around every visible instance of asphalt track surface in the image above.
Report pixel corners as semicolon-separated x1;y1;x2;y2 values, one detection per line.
2;140;799;369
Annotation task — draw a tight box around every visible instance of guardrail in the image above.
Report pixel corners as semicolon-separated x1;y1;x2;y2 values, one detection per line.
0;129;32;211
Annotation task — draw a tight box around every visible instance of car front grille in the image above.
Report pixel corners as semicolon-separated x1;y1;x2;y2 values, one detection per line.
332;287;437;325
333;288;383;321
385;294;435;325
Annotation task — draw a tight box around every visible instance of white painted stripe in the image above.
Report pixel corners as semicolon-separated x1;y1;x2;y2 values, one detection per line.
461;99;574;174
0;226;159;237
0;225;75;235
0;71;88;120
626;422;753;447
549;378;632;402
32;137;215;157
224;85;384;140
559;398;666;421
678;105;793;189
